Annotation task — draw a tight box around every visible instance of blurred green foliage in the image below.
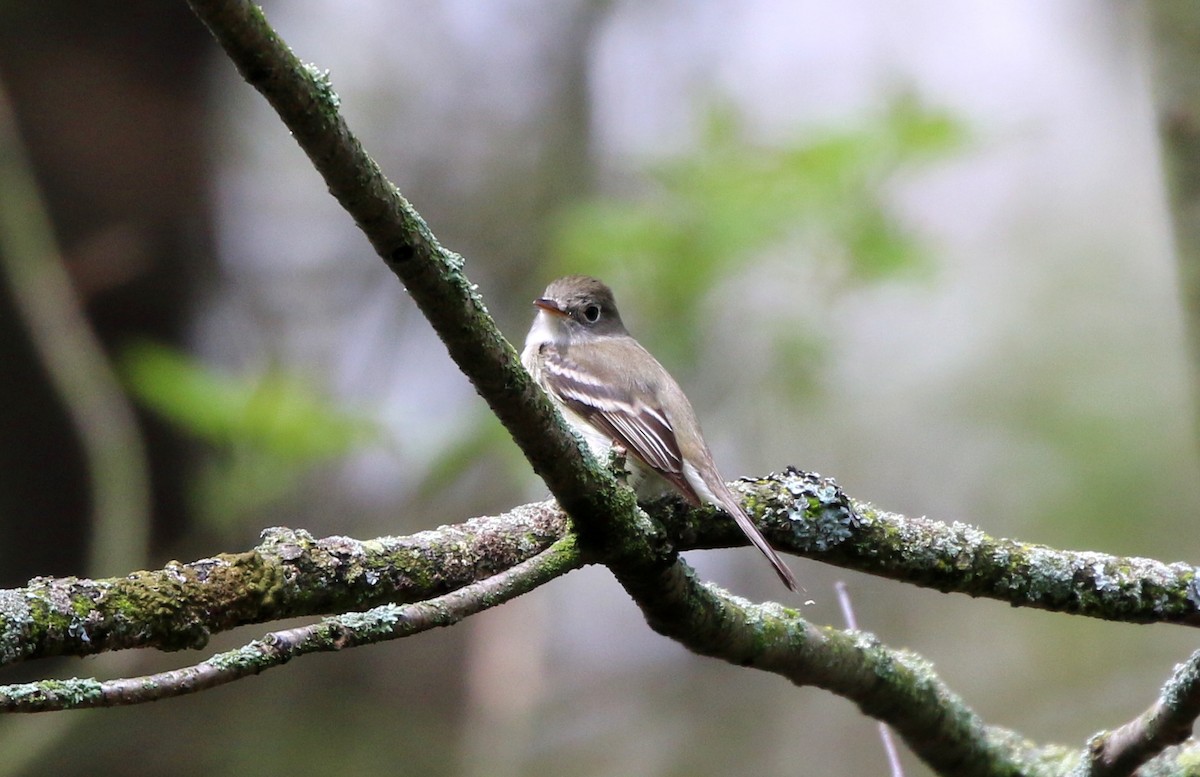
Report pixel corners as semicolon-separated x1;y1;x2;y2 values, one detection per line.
121;341;380;530
551;93;967;364
118;98;967;522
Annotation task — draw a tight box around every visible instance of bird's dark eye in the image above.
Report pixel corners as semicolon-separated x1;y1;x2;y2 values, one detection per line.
583;305;601;323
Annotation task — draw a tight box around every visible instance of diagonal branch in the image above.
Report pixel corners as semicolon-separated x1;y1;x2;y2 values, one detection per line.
185;0;641;558
1083;648;1200;776
615;560;1073;776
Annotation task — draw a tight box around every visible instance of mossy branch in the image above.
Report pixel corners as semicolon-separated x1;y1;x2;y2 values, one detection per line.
0;536;580;712
1083;649;1200;776
3;491;1200;773
2;477;1200;771
0;504;568;666
3;472;1195;671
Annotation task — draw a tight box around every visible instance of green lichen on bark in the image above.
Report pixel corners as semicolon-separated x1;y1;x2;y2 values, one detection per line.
0;508;568;664
724;469;1200;629
4;678;104;709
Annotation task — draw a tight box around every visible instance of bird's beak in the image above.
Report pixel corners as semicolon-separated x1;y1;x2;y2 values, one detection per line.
533;297;568;317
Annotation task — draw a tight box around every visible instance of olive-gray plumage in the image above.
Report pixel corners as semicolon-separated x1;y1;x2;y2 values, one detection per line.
521;275;798;591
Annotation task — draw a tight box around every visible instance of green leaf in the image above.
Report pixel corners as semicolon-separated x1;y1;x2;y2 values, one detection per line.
549;94;967;365
120;341;378;461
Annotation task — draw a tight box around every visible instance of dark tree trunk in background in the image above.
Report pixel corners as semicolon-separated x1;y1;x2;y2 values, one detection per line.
0;3;212;583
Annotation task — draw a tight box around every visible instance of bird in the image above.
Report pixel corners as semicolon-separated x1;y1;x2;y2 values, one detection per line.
521;274;798;591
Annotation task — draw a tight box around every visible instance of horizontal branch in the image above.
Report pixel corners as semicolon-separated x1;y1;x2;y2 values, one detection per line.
0;537;578;712
0;504;568;666
2;471;1198;670
5;505;1200;773
731;469;1200;627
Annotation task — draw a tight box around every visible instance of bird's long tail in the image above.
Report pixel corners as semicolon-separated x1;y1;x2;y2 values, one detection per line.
718;487;799;592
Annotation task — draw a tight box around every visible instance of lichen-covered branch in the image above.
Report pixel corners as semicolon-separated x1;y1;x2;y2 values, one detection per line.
735;470;1200;627
2;475;1196;672
0;483;1198;773
184;0;640;555
613;559;1075;776
1083;649;1200;776
0;536;579;712
611;533;1200;776
0;504;568;667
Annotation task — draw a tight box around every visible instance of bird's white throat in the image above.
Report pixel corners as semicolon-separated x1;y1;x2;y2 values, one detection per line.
523;309;568;352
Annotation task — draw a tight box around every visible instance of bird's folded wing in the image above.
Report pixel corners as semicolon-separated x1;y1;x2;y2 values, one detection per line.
541;349;688;483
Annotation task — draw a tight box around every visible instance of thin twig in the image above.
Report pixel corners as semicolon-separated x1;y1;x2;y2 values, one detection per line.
1084;648;1200;776
835;581;905;777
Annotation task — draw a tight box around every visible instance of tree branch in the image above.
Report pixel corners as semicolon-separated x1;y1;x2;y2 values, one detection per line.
2;487;1200;771
1084;648;1200;776
0;537;579;712
614;559;1073;775
676;470;1200;628
3;476;1197;671
184;0;642;558
0;504;568;666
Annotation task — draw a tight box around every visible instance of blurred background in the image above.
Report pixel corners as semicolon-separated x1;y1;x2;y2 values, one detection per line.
1;1;1199;775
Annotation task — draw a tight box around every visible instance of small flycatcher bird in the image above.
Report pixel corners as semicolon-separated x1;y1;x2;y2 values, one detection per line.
521;275;798;591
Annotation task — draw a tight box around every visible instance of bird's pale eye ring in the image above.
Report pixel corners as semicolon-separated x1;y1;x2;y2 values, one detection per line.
583;305;601;323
